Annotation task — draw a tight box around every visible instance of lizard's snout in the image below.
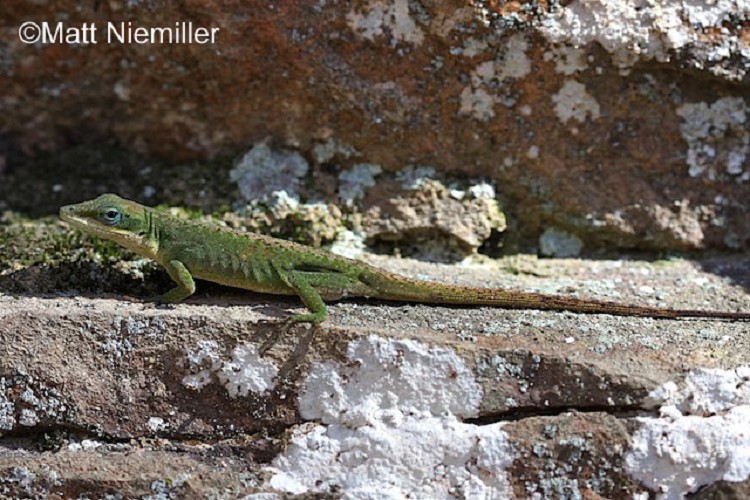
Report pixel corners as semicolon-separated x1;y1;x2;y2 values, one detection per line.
59;203;83;222
59;205;73;219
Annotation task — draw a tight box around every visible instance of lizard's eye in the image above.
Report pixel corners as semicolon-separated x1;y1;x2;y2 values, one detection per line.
101;207;122;225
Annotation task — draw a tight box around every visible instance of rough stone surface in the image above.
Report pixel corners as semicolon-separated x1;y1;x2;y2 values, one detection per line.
690;478;750;499
1;0;750;252
361;175;506;259
1;254;749;497
0;446;265;499
3;0;750;496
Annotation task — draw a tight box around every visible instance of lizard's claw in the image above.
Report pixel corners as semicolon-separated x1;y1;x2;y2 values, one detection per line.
152;297;177;309
284;313;324;327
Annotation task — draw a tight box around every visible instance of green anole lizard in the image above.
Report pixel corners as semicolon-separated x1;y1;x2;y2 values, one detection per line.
59;194;750;324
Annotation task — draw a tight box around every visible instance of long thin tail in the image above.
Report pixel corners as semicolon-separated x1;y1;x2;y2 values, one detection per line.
359;269;750;320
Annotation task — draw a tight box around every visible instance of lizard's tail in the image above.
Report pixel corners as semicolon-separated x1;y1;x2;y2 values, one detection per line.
358;268;750;320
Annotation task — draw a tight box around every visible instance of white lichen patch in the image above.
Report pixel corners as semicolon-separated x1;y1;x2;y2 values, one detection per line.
460;34;530;121
150;473;192;499
268;336;513;498
113;80;130;101
495;34;532;81
219;344;278;397
539;227;584;258
626;367;750;499
539;0;750;79
0;373;70;435
18;409;39;427
0;464;63;498
552;79;601;124
541;0;668;68
0;391;15;431
67;439;103;452
395;165;437;189
459;86;496;121
182;341;278;396
645;367;750;415
676;97;749;180
230;143;309;203
269;416;512;498
267;190;300;212
312;138;357;164
446;179;497;203
543;45;587;75
147;416;168;433
338;163;382;204
347;0;425;46
300;335;483;423
329;229;368;259
461;37;489;58
181;340;222;391
468;181;496;200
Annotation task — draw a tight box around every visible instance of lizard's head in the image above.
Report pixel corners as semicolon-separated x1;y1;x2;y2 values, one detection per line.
59;194;157;255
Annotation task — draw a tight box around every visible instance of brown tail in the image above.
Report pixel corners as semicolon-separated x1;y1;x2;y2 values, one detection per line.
360;269;750;321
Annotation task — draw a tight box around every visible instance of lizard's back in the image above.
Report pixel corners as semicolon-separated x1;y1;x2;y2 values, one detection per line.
153;212;370;296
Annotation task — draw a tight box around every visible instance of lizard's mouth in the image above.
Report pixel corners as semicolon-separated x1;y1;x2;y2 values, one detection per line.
59;210;108;238
59;208;129;242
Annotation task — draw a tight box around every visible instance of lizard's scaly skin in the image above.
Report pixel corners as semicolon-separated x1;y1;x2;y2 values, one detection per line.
59;194;750;324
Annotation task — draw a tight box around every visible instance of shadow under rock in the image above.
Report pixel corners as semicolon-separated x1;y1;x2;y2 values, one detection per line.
697;255;750;295
0;260;297;323
0;260;166;297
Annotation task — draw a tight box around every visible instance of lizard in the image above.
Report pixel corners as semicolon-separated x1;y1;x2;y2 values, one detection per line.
59;194;750;324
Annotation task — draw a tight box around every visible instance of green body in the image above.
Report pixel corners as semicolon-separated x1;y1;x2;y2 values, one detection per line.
60;194;750;324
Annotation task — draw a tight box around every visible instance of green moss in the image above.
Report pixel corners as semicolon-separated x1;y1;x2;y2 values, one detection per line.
0;216;126;271
0;214;168;296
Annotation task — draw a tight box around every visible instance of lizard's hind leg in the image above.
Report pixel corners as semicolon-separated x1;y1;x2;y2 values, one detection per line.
279;269;375;324
283;270;329;325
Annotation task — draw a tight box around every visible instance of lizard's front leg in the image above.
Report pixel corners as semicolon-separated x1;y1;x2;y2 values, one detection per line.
160;259;196;303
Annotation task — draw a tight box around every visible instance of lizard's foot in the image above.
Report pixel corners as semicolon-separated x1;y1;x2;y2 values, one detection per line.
255;318;284;327
149;293;178;308
153;301;176;310
159;287;192;304
284;312;326;326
